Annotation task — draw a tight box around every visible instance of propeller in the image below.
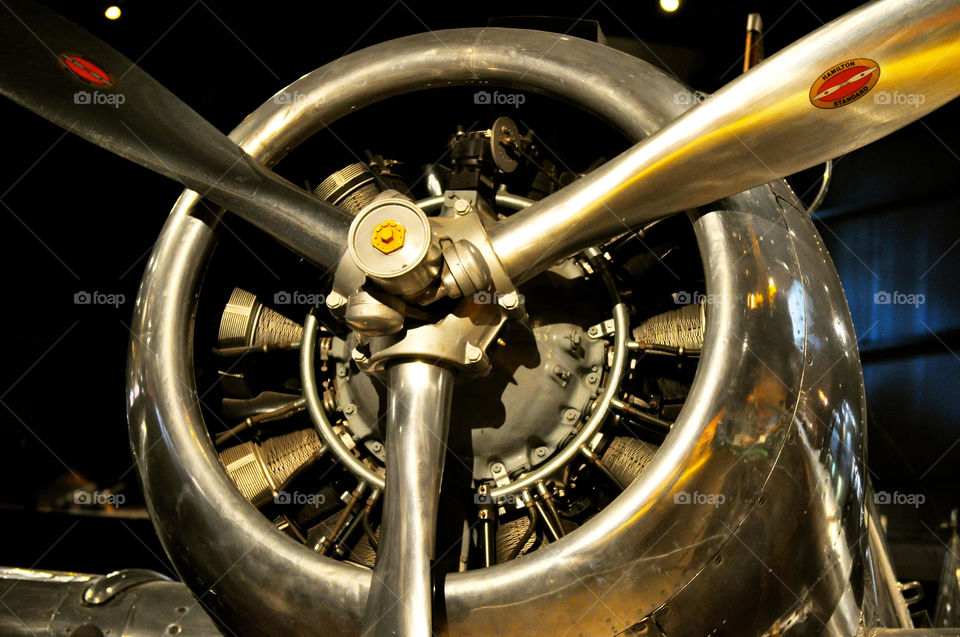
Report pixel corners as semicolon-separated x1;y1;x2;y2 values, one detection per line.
0;0;351;270
487;0;960;284
6;3;958;635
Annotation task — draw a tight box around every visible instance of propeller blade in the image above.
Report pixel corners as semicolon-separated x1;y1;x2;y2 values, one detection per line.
362;361;454;637
0;0;351;269
487;0;960;284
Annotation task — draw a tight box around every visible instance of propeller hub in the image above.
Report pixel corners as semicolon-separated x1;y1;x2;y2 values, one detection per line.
347;195;440;297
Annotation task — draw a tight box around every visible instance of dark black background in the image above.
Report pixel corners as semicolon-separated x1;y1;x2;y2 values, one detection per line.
0;0;957;610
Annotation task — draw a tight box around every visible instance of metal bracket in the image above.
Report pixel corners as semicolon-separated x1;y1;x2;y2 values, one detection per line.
356;298;508;373
587;318;616;339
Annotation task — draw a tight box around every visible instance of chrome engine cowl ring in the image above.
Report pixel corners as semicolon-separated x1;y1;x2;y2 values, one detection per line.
127;28;866;636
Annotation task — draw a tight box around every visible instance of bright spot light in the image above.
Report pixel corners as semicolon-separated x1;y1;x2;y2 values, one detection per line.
104;5;121;20
660;0;679;12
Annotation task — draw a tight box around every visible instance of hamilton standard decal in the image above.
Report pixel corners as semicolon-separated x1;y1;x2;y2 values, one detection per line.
809;58;880;109
59;53;114;87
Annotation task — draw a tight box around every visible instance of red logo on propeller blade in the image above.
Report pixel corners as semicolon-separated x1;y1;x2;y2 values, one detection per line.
809;58;880;109
60;53;114;87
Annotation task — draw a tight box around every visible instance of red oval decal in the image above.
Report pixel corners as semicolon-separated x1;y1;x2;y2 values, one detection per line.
809;58;880;109
60;53;114;87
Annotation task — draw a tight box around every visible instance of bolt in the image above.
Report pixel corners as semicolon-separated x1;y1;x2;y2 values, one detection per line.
326;291;346;309
343;403;356;416
562;409;580;423
497;290;519;310
585;373;600;385
568;330;585;358
370;441;384;454
337;365;348;378
491;462;505;474
588;326;600;337
534;446;549;459
453;198;470;215
465;342;483;363
371;219;406;254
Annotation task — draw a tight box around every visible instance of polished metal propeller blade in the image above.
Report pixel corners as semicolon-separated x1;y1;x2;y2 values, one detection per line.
362;362;454;637
0;0;351;269
488;0;960;284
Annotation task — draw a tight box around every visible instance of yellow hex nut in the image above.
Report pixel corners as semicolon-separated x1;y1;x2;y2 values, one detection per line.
371;220;406;254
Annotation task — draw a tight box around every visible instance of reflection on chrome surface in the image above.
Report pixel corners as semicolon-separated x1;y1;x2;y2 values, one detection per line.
1;0;956;634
